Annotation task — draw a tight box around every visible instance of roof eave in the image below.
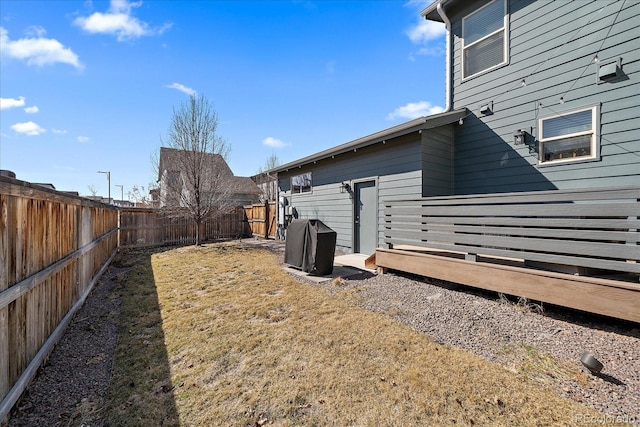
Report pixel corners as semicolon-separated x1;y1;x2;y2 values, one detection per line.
270;108;467;174
421;0;461;22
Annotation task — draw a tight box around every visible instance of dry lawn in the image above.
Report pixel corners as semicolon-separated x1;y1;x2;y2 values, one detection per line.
106;243;611;426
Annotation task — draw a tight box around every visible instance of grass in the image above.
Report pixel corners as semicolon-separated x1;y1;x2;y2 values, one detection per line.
105;242;612;426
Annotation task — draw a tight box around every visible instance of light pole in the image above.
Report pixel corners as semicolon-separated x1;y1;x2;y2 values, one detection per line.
115;184;124;203
97;171;111;204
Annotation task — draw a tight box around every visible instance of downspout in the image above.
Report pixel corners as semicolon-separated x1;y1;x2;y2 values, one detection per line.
436;1;453;113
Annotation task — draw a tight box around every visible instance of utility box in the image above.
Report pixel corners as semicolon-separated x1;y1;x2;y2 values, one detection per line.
284;219;337;275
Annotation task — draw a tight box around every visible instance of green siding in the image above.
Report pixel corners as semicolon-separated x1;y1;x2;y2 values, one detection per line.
422;125;455;196
278;134;424;253
448;0;640;194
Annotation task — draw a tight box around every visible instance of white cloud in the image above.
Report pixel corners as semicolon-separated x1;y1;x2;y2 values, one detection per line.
11;121;46;136
0;27;83;69
52;128;68;134
24;105;39;114
410;45;445;60
262;137;288;149
166;82;196;96
406;19;446;44
25;25;47;38
0;96;26;110
387;101;444;120
404;1;446;60
77;135;90;143
74;0;172;41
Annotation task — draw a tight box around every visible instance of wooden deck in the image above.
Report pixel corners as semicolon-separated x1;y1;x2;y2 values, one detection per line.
380;186;640;323
375;247;640;323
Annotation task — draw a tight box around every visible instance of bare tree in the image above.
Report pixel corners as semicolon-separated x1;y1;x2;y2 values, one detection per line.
255;153;280;202
158;94;237;245
87;184;99;197
128;183;159;207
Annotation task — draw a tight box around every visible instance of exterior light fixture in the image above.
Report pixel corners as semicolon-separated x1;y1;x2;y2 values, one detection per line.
340;182;351;193
581;352;603;374
513;129;526;145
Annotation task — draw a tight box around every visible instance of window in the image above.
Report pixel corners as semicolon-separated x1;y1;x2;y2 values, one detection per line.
462;0;508;79
291;172;312;193
539;106;599;164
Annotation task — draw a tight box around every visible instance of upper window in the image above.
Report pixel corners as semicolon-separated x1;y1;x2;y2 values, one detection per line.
462;0;508;79
291;172;312;194
539;106;599;164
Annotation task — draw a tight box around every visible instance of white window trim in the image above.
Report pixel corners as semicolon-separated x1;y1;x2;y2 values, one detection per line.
461;0;509;81
538;105;600;166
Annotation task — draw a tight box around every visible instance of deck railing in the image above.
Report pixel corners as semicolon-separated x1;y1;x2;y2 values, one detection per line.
384;186;639;276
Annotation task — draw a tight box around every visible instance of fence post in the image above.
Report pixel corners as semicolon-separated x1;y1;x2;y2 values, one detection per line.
0;194;8;402
264;201;269;239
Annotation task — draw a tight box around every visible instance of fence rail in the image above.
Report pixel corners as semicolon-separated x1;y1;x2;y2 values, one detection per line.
244;202;276;239
384;186;640;275
0;176;118;420
119;207;250;248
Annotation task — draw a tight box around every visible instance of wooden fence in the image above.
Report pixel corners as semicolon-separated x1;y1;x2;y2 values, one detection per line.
119;207;250;248
244;202;276;239
0;176;118;420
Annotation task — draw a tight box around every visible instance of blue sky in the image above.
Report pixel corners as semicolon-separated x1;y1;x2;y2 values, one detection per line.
0;0;446;199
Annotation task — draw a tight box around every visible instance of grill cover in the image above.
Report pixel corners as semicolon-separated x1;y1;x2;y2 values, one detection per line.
284;219;337;275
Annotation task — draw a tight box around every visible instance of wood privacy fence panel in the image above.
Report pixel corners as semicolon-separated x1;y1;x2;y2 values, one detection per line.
384;186;640;275
0;177;118;420
244;202;276;238
119;207;250;248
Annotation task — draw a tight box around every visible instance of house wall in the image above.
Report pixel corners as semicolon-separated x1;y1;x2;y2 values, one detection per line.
448;0;640;194
422;125;455;196
278;133;424;253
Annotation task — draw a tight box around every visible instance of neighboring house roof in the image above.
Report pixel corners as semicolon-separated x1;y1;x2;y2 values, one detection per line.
158;146;260;197
157;147;233;182
34;183;56;190
233;176;263;195
269;108;467;173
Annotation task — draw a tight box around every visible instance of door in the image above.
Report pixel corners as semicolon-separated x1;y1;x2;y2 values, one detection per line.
354;180;377;254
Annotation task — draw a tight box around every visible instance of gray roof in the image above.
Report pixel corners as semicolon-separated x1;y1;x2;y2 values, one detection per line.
233;176;262;195
270;108;467;173
158;147;233;182
158;147;260;195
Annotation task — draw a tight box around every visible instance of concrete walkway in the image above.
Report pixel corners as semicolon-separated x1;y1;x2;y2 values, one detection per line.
334;253;376;272
241;238;376;284
283;253;376;284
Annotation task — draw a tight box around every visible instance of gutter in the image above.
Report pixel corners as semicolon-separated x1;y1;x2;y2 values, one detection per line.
421;0;453;113
268;109;466;174
437;2;453;113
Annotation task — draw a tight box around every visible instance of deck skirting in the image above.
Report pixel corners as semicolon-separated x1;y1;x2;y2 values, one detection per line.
375;248;640;323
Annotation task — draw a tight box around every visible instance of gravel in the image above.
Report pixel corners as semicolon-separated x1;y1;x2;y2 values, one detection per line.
7;263;128;427
306;271;640;425
7;242;639;425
